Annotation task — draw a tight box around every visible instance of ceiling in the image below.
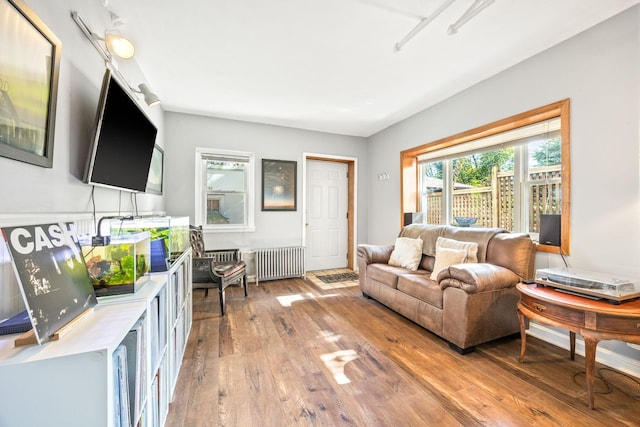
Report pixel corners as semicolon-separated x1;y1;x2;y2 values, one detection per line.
105;0;639;137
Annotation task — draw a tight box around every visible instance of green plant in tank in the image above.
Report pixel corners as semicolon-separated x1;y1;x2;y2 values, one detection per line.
137;254;147;277
102;244;148;285
118;227;170;253
112;255;135;284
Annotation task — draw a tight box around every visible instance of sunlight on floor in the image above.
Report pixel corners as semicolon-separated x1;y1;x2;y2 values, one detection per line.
320;349;358;385
276;292;339;307
276;293;309;307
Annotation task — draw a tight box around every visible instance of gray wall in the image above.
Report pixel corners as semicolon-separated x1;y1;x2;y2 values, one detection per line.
164;113;368;249
368;6;640;278
2;0;638;371
367;7;640;364
0;0;165;221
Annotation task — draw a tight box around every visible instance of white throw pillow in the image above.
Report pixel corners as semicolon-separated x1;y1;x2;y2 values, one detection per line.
430;247;467;281
435;237;479;263
389;237;423;270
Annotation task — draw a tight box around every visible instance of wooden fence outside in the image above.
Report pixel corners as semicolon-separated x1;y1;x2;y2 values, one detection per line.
425;165;561;232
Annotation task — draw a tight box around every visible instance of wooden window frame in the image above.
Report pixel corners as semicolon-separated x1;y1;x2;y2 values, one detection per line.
400;99;571;254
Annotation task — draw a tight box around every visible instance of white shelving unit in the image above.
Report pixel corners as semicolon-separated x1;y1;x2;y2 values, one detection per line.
0;247;192;427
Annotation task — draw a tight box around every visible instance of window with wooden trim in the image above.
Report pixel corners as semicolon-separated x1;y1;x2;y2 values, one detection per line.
401;99;570;254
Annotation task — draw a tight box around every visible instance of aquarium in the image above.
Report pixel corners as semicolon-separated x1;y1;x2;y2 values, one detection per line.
109;216;190;263
80;232;150;296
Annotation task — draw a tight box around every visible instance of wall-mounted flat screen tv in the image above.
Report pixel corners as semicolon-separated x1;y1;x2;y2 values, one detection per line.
84;69;158;192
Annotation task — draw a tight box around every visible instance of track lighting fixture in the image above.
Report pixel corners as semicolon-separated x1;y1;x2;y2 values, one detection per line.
395;0;456;51
448;0;495;35
104;30;135;59
394;0;495;51
70;11;160;107
135;84;160;107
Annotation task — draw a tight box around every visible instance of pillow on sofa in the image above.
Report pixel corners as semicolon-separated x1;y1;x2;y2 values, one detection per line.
430;247;467;280
389;237;423;270
436;237;478;263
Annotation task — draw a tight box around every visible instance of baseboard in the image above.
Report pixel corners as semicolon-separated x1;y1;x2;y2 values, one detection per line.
528;322;640;378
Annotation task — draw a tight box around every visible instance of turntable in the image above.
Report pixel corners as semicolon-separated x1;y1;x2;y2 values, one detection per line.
534;267;640;303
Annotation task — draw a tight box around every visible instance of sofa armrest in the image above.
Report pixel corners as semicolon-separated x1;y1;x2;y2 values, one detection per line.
438;263;520;293
357;244;394;265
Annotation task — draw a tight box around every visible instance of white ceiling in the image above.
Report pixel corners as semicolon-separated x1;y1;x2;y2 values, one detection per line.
106;0;639;137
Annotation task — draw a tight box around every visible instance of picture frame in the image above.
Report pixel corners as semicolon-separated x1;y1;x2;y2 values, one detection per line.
0;0;61;168
262;159;297;211
146;144;164;195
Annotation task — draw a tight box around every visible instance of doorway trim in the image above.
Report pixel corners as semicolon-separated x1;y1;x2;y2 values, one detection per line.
302;153;358;270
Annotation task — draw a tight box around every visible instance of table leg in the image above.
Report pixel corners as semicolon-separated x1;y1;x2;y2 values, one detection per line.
517;308;527;362
569;331;576;360
584;336;599;410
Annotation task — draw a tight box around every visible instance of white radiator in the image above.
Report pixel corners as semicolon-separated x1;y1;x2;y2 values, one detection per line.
205;249;237;262
256;246;305;281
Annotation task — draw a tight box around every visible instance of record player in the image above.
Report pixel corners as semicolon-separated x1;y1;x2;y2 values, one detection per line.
534;267;640;303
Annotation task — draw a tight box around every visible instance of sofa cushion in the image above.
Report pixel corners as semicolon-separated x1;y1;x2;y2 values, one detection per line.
397;273;443;308
367;263;417;289
389;237;423;270
419;255;435;272
430;247;467;280
442;227;505;262
436;237;478;263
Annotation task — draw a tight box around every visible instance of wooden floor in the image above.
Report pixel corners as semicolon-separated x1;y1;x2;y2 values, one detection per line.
165;274;640;427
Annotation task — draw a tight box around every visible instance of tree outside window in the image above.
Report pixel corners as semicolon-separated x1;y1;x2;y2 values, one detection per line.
419;119;563;236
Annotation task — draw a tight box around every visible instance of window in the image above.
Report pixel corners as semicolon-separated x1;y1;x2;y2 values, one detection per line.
195;148;255;231
401;100;570;254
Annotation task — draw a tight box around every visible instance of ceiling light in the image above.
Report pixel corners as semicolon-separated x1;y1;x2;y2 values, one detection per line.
104;30;135;59
70;11;160;107
136;84;160;107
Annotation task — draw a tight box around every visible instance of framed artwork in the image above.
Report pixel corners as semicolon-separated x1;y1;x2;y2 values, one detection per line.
262;159;297;211
0;0;61;168
146;144;164;195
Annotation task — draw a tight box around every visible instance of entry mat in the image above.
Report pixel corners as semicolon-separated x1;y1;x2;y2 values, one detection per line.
316;272;359;284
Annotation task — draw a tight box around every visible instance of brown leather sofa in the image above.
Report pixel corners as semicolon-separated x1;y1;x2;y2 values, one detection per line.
357;224;535;353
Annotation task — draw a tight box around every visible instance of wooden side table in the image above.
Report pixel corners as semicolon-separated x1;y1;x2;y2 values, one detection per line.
517;283;640;409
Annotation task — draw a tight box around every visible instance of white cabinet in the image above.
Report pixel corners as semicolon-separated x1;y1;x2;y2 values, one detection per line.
0;248;192;427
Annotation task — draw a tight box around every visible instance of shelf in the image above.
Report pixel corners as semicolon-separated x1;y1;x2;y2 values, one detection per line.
0;248;193;427
0;301;146;363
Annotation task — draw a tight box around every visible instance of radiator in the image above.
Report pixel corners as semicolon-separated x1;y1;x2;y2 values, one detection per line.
256;246;305;281
205;249;238;263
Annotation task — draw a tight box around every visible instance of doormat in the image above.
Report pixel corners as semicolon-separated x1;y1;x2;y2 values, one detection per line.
316;272;359;284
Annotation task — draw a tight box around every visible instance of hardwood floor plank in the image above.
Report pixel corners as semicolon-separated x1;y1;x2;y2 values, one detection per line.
218;353;254;426
166;277;640;426
182;315;221;427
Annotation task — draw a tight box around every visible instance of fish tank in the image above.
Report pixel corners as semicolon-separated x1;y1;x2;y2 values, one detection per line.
80;232;150;297
108;216;190;267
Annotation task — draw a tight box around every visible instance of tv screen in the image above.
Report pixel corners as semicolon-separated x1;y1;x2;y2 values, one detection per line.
84;69;158;192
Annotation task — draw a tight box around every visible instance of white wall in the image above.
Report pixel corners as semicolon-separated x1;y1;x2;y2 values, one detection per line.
0;0;165;220
367;7;640;367
0;0;165;320
164;113;368;249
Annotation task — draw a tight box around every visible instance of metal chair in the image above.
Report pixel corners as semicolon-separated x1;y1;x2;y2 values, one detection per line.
190;227;247;315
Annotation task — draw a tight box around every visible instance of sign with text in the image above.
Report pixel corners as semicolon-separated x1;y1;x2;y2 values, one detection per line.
1;222;97;344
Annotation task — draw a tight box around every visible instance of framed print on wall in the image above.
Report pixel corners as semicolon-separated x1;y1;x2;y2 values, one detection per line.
262;159;297;211
146;144;164;195
0;0;61;168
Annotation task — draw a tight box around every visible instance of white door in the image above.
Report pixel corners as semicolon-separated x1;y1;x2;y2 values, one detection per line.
306;160;348;271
